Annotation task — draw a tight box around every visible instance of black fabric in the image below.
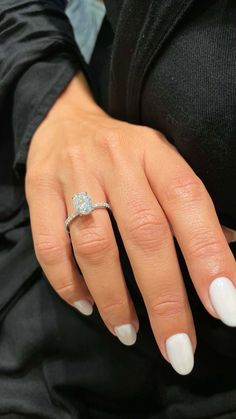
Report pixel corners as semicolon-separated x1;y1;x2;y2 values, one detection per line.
0;0;236;418
105;0;236;230
141;1;236;230
108;0;195;122
0;0;81;238
0;0;81;173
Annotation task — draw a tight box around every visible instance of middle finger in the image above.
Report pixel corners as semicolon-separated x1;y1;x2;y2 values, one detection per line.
106;165;196;375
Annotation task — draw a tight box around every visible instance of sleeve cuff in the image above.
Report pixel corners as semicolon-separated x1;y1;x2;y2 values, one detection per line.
12;53;80;177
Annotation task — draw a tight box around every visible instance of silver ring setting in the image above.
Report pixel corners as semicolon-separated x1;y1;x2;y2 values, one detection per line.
65;192;112;232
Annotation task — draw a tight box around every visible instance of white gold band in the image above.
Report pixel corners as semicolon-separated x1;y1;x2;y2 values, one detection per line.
65;192;112;233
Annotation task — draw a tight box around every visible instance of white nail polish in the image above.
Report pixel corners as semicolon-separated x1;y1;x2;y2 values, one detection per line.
209;277;236;327
73;300;93;316
114;324;137;346
166;333;194;375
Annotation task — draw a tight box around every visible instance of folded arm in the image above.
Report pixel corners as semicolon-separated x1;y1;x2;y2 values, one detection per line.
0;0;90;176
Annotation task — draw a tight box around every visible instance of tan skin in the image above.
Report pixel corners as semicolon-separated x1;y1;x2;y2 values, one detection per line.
25;71;236;370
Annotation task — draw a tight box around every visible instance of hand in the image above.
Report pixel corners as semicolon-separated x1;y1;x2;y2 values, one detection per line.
25;72;236;375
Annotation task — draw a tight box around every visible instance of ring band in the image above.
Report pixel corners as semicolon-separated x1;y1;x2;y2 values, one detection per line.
65;192;112;233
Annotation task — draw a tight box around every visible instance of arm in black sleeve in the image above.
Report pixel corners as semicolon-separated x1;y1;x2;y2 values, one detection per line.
0;0;93;177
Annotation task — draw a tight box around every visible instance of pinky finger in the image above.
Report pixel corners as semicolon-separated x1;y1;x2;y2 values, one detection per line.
26;177;94;316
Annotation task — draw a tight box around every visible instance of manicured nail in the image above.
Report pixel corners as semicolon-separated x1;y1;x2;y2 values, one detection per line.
209;277;236;327
166;333;194;375
114;324;137;346
73;300;93;316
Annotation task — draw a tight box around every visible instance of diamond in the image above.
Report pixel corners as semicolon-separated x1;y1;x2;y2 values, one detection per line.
72;192;93;215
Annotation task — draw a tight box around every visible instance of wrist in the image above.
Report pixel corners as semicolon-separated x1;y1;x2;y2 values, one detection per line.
46;71;104;121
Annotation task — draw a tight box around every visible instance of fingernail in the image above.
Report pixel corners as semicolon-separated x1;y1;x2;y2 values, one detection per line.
73;300;93;316
114;324;137;346
209;277;236;327
166;333;194;375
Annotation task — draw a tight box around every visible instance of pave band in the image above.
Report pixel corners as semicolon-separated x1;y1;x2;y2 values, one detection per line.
65;192;112;233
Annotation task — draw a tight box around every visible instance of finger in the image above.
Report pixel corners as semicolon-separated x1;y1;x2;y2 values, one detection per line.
222;225;236;244
146;134;236;326
105;166;196;375
25;173;94;315
65;176;139;346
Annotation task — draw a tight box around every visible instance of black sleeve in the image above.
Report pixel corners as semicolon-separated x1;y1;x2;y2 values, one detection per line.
0;0;92;177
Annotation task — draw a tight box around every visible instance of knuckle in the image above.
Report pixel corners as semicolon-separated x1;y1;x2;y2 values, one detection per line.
66;144;82;165
25;170;58;194
25;170;37;187
165;174;205;206
149;296;185;319
95;127;121;155
145;127;169;144
126;207;169;250
100;299;127;317
188;229;224;259
34;234;68;265
25;170;41;194
74;227;115;261
54;281;78;300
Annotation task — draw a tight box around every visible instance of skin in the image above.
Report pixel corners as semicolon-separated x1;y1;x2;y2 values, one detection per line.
25;71;236;365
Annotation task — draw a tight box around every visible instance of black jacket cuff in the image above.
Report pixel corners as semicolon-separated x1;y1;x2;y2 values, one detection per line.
0;0;92;178
13;53;81;174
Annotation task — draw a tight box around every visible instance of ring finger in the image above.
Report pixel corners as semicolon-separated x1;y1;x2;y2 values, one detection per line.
65;175;139;346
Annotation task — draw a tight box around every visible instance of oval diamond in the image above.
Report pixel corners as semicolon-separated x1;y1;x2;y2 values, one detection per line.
73;192;93;214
